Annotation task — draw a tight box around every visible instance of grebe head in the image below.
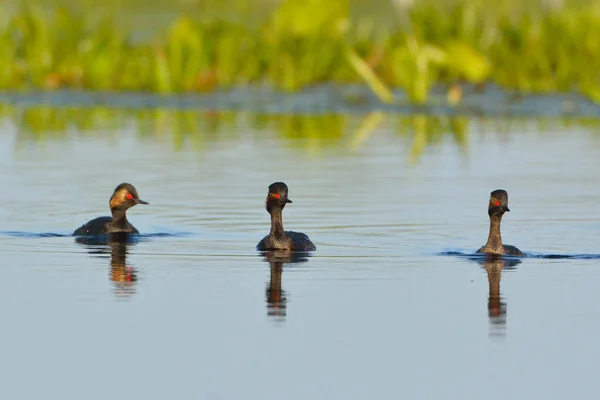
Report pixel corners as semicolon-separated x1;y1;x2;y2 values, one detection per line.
265;182;292;213
488;189;510;217
109;183;149;211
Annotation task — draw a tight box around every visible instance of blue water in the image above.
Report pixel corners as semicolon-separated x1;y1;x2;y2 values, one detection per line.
1;110;600;399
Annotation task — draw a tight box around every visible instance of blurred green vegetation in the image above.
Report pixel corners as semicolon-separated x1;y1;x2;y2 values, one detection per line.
3;0;600;103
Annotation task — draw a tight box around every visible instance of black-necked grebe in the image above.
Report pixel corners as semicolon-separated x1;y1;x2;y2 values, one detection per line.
256;182;316;251
73;183;148;236
476;189;523;256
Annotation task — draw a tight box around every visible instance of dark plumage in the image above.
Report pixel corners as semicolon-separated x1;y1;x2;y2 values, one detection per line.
256;182;316;252
476;189;523;256
73;183;148;236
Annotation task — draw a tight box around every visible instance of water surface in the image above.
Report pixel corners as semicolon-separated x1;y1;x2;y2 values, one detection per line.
1;110;599;399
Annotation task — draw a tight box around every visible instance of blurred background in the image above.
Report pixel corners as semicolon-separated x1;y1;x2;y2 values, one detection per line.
1;1;600;399
2;0;600;99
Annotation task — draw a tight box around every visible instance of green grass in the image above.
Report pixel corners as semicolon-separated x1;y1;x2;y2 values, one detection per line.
2;0;600;104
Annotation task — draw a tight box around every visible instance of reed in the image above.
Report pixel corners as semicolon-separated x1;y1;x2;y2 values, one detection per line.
2;0;600;103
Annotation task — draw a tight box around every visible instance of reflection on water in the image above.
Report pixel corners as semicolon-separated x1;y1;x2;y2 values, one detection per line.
261;251;311;323
3;105;473;161
108;242;138;298
75;235;139;298
477;256;521;338
5;105;600;164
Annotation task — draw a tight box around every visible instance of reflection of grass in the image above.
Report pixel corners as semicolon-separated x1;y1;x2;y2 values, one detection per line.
3;0;600;103
6;105;469;159
395;115;470;163
7;105;600;161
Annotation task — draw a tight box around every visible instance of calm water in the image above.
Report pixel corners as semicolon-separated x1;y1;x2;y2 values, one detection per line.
1;110;600;399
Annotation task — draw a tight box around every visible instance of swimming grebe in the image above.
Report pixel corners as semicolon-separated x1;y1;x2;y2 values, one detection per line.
476;189;523;256
73;183;148;236
256;182;316;251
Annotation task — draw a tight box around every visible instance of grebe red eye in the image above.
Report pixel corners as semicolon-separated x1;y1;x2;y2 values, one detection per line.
494;200;500;206
274;194;281;199
126;194;133;200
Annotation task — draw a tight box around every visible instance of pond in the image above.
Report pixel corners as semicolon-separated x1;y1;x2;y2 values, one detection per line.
1;107;599;399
